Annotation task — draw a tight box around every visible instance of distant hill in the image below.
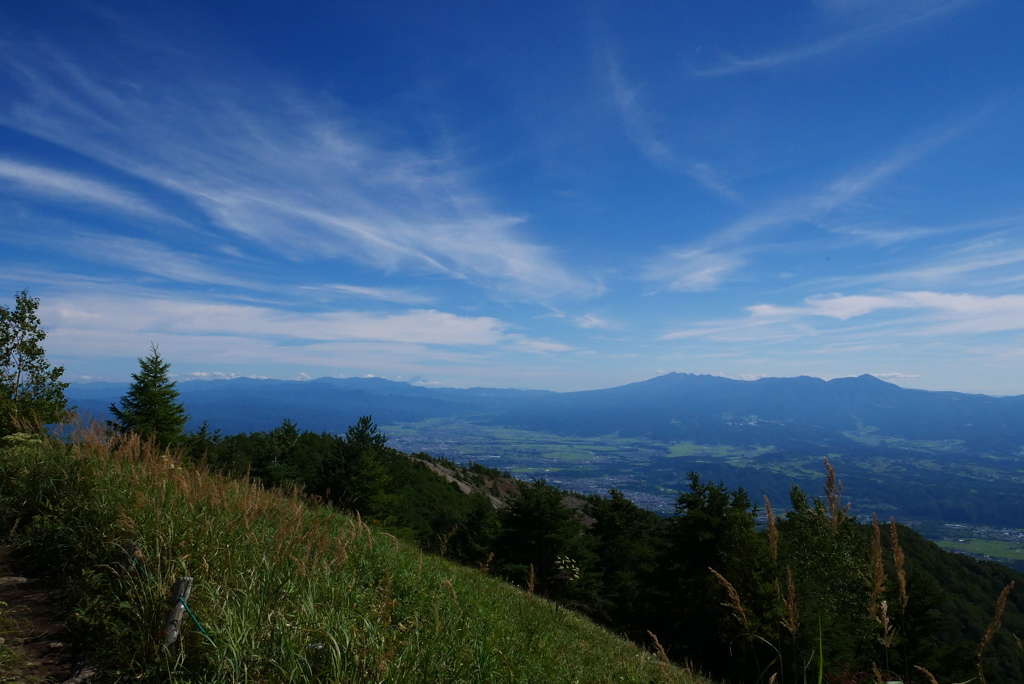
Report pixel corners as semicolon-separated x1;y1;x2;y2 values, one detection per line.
69;376;516;435
485;372;1024;456
69;372;1024;456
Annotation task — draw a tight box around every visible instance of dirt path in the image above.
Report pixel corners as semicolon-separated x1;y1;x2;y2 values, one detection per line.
0;547;86;683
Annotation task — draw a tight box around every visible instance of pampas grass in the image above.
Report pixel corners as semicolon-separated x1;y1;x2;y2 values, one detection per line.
821;458;851;533
978;582;1015;684
765;495;779;562
869;514;886;621
709;567;748;630
889;517;908;611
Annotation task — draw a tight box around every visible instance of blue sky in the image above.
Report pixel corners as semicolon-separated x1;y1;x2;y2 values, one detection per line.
2;0;1024;393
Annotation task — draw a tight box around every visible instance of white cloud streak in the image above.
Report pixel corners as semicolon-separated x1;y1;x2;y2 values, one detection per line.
606;54;740;201
507;335;576;353
572;313;616;330
645;248;746;293
815;232;1024;290
33;283;581;372
661;289;1024;345
890;243;1024;286
64;233;256;288
645;123;967;291
0;41;598;301
750;291;1024;334
607;57;671;164
826;217;1013;246
691;0;974;77
0;158;160;216
46;294;508;346
321;284;433;305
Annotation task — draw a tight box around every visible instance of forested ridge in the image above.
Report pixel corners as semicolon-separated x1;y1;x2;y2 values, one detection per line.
188;417;1024;684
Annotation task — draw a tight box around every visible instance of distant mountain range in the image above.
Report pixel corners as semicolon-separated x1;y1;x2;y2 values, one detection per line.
68;373;1024;529
68;375;546;435
68;373;1024;457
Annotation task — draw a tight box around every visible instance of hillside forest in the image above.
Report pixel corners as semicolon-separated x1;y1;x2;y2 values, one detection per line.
185;416;1024;684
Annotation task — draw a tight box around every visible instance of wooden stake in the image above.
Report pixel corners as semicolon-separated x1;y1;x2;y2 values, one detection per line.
162;576;193;651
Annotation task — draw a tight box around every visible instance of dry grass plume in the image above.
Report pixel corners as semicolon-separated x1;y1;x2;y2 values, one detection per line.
782;566;799;637
869;514;887;621
709;567;748;629
764;494;778;562
889;516;908;611
977;581;1015;684
822;457;851;533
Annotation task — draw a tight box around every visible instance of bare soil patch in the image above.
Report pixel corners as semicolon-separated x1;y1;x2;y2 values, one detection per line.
0;547;84;683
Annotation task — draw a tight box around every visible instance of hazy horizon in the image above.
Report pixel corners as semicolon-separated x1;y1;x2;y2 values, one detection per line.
66;369;1024;398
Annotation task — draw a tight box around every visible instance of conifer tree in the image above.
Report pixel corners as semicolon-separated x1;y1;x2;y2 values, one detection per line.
109;344;188;447
494;478;590;596
318;415;392;514
0;290;69;437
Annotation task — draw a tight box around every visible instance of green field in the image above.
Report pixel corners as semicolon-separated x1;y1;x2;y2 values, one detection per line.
937;538;1024;560
665;442;774;459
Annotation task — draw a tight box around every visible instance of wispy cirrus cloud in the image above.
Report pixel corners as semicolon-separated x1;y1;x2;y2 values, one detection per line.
816;232;1024;290
825;214;1024;246
34;282;585;371
508;335;576;354
0;224;274;291
65;233;257;288
606;54;740;201
0;220;441;305
607;56;671;164
540;308;619;330
47;295;507;346
0;158;161;216
320;284;433;305
661;289;1024;345
0;40;598;301
645;122;968;291
690;0;975;77
644;248;746;293
571;313;616;330
750;291;1024;334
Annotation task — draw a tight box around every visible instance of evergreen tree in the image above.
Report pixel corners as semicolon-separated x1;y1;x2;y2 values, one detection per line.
776;484;875;672
0;290;69;437
654;472;776;682
109;344;188;447
586;489;665;630
317;415;392;514
494;479;592;598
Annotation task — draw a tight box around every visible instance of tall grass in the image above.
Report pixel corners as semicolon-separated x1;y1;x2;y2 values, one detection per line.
0;428;708;683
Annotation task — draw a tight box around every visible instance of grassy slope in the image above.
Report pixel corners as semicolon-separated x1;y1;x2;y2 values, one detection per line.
0;431;708;684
